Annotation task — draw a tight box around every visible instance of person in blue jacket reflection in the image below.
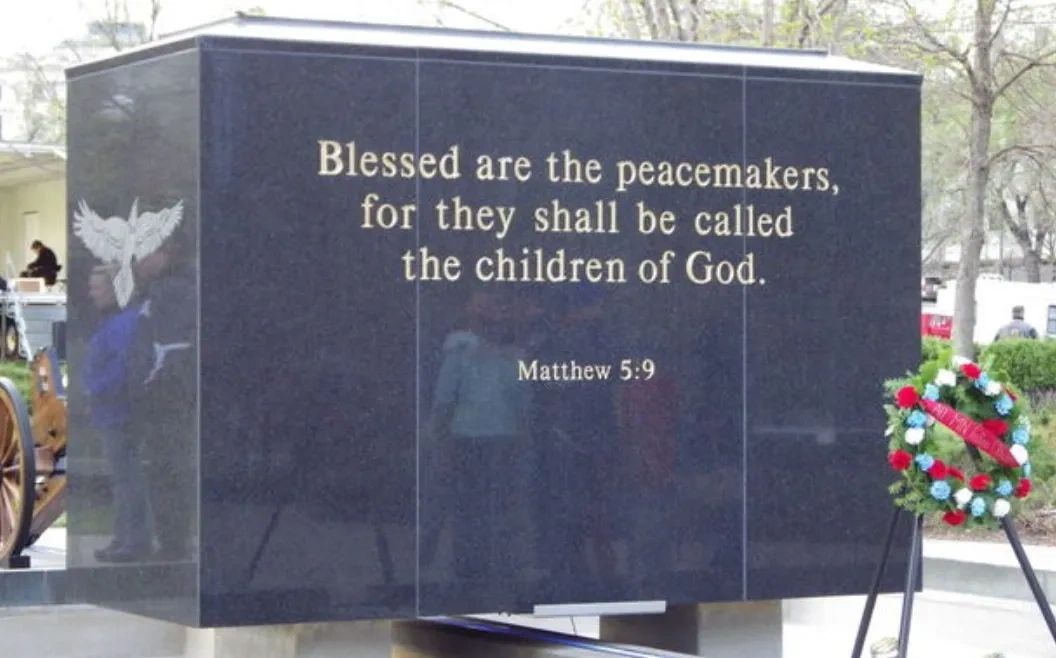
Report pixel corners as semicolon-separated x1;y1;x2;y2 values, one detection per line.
85;264;152;562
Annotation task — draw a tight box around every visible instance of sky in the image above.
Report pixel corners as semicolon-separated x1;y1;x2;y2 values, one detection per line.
0;0;592;57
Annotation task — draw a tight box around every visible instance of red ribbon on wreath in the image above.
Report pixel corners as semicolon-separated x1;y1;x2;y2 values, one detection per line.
920;399;1019;469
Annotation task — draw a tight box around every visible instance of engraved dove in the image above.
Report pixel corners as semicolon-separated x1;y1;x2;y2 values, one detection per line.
73;198;184;308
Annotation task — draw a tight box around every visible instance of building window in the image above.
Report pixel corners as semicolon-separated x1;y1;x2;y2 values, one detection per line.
1047;305;1056;336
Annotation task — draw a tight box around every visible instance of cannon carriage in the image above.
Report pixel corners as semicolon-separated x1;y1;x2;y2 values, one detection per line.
0;349;67;567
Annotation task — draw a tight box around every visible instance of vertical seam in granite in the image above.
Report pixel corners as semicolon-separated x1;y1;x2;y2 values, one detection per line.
414;51;422;618
741;66;748;601
195;45;204;625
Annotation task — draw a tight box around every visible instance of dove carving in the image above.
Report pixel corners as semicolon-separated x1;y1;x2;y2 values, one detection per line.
73;198;184;307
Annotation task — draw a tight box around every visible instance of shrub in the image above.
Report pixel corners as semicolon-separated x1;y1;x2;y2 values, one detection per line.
981;339;1056;393
922;336;949;364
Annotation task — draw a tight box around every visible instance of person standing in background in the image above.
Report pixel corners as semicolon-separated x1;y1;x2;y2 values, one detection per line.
994;305;1038;341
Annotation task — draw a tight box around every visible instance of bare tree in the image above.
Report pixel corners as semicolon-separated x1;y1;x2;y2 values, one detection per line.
892;0;1056;356
7;0;161;143
90;0;163;50
989;144;1056;282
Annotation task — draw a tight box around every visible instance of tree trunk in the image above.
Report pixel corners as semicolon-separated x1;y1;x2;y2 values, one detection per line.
952;0;996;358
1024;249;1042;282
997;194;1043;282
762;0;775;46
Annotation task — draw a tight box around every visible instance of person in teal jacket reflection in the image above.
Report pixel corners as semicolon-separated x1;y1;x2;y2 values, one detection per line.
429;290;533;583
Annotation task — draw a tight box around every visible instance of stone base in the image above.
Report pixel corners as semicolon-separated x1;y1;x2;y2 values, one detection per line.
2;555;31;570
600;600;783;657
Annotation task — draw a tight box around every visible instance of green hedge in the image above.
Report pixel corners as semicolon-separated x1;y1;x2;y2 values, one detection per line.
981;339;1056;392
923;338;1056;392
922;337;948;364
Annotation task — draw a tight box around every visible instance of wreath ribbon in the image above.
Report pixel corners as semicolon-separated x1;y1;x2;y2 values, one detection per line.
920;399;1019;468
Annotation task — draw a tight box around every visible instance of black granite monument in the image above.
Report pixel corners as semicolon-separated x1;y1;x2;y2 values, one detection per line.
66;16;921;627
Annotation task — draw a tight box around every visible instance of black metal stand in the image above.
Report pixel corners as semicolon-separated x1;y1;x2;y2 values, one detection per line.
852;508;1056;657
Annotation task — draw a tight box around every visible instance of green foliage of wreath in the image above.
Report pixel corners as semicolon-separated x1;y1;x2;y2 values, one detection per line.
885;344;1036;529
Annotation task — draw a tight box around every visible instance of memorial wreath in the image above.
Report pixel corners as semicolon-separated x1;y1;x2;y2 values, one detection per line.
884;352;1038;528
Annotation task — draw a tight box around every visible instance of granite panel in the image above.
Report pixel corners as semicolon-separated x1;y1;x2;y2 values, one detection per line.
743;76;921;598
415;60;745;615
66;49;201;625
197;49;419;625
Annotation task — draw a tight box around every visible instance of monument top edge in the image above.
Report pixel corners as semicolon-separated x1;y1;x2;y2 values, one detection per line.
66;13;921;81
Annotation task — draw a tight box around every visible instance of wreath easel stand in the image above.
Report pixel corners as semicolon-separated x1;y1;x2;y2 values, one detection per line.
851;443;1056;658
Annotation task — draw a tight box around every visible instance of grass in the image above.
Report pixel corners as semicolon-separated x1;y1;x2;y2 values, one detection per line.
0;360;32;405
928;391;1056;540
1018;392;1056;532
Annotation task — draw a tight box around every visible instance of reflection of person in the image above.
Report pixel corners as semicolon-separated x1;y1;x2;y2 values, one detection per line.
85;265;151;563
995;305;1038;340
127;230;196;561
615;370;678;582
429;290;533;580
22;240;61;285
532;288;618;582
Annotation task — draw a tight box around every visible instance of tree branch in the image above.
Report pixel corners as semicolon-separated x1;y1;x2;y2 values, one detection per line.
898;0;976;87
988;144;1056;168
438;0;512;31
994;47;1056;99
989;0;1013;48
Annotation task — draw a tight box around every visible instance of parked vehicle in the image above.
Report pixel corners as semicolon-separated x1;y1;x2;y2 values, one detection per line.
921;276;943;302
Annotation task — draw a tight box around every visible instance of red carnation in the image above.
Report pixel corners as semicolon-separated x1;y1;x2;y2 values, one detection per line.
961;363;982;380
889;450;913;471
982;419;1009;437
895;386;920;409
928;459;948;480
943;509;967;526
970;474;992;491
1015;478;1032;499
948;466;966;481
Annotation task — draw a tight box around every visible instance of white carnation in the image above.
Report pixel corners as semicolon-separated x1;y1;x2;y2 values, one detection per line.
985;381;1003;397
993;499;1011;518
952;356;972;367
954;488;974;507
904;428;925;445
936;369;957;387
1011;444;1030;465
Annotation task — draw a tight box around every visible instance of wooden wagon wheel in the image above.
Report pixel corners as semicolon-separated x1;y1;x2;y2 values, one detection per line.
27;349;67;546
0;377;35;562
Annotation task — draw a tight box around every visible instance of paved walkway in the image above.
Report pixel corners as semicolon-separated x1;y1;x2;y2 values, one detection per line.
23;526;65;570
926;536;1056;568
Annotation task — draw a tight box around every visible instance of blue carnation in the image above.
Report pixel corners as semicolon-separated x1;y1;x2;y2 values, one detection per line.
996;479;1014;497
975;373;991;390
923;384;940;401
906;410;928;428
930;481;952;501
1013;426;1030;445
995;395;1014;416
970;497;987;517
1024;463;1033;478
915;453;935;471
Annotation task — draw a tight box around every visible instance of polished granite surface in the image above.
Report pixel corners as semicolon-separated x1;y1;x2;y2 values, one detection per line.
66;22;920;627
